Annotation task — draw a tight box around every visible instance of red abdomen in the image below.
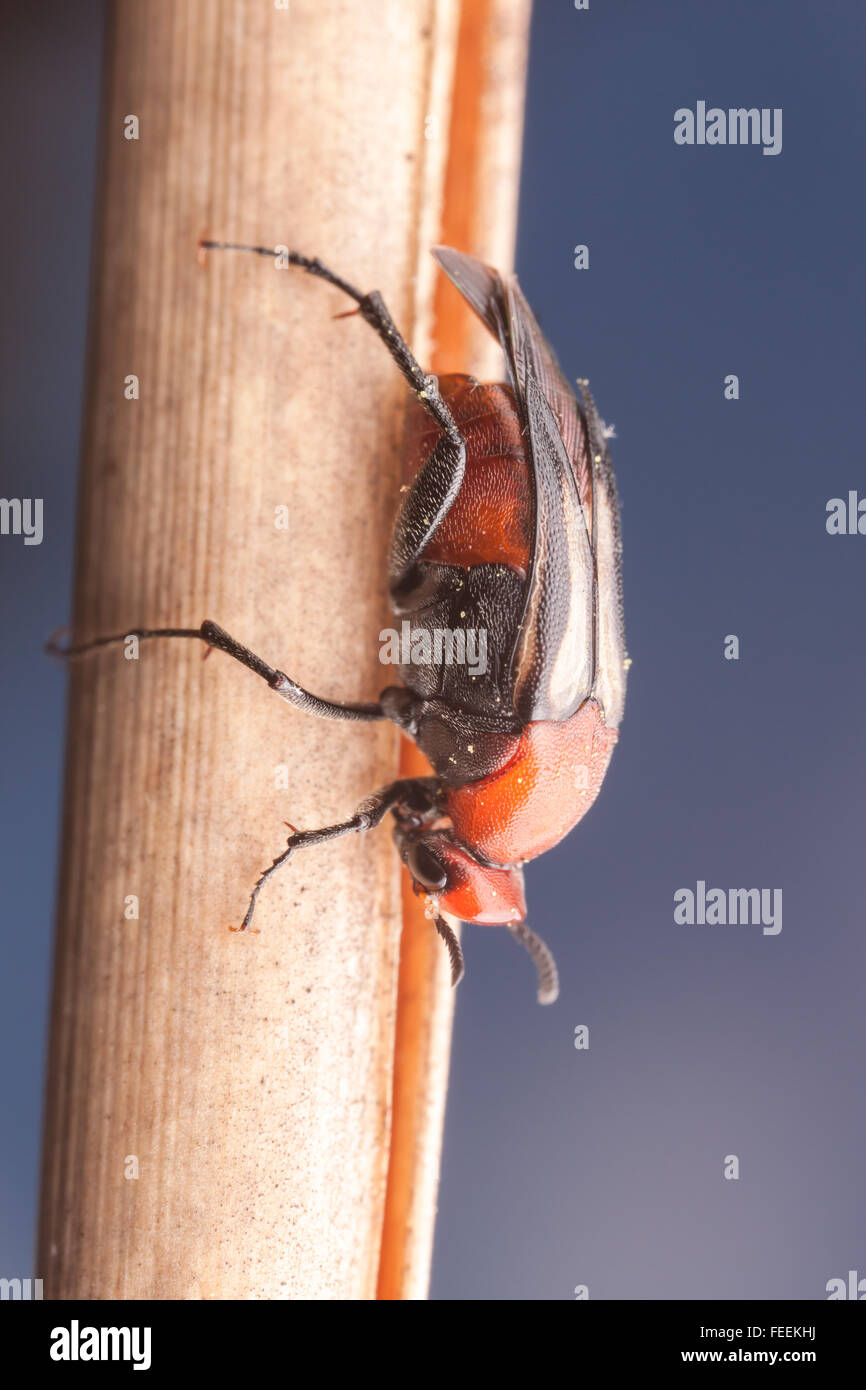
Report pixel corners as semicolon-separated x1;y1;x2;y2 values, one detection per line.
444;699;618;865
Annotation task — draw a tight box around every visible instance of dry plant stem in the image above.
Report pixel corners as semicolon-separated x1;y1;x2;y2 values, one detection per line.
38;0;459;1301
377;0;532;1302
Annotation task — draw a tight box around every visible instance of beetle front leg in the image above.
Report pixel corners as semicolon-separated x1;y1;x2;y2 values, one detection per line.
48;621;386;723
235;778;439;933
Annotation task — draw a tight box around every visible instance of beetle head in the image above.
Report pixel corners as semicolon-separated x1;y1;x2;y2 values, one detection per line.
402;829;526;927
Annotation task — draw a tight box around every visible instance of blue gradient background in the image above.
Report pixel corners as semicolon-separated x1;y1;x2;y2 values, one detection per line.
1;2;864;1301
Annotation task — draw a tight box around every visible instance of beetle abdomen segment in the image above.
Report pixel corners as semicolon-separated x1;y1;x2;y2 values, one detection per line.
444;698;618;865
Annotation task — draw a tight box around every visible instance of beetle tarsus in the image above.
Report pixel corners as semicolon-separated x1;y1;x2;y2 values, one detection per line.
46;626;202;659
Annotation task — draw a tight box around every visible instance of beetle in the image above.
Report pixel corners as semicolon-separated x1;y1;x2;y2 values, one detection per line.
59;242;628;1004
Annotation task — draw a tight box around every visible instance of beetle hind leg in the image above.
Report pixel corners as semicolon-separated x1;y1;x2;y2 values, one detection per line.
200;241;469;586
388;431;467;597
202;242;462;432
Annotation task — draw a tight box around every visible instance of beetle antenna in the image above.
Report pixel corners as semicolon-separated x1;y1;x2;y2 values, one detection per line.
434;915;465;988
507;921;559;1005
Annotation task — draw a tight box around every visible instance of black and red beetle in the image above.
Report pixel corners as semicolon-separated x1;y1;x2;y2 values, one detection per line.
62;243;628;1004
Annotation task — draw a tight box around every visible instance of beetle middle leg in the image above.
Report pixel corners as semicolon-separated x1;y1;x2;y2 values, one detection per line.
49;620;388;723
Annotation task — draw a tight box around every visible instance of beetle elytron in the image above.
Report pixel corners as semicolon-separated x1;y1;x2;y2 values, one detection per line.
63;242;628;1004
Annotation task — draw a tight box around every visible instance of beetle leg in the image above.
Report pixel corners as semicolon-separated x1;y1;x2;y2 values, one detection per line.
388;430;467;597
47;620;386;723
200;242;469;591
234;778;438;933
506;921;560;1006
201;242;463;440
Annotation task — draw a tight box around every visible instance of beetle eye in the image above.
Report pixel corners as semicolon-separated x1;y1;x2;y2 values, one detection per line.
407;839;448;893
